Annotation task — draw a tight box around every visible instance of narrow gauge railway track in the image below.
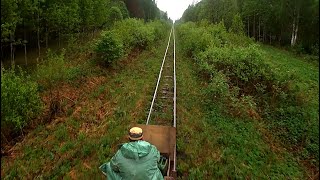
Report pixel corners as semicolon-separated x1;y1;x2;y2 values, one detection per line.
146;25;176;127
137;25;177;179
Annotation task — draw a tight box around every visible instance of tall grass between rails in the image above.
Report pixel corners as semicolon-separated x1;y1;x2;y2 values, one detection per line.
177;21;319;177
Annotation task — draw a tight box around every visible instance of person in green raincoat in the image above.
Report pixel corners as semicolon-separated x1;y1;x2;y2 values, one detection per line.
99;127;164;180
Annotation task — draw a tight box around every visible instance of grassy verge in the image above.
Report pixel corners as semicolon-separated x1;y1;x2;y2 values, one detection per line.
175;35;310;179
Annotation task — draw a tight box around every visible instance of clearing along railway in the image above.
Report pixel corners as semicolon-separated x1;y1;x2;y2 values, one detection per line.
136;24;177;179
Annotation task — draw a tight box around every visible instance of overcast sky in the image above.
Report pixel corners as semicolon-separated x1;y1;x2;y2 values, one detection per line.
156;0;200;21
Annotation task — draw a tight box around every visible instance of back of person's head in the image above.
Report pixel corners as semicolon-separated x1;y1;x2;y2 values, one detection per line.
128;127;143;141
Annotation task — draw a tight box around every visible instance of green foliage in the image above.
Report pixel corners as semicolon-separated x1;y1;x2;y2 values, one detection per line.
34;49;67;88
115;1;129;19
45;1;80;34
178;21;319;167
65;66;85;82
1;0;20;39
178;22;213;57
199;45;275;118
123;0;161;21
180;0;319;53
229;14;245;35
108;7;123;26
94;31;124;65
197;110;304;179
54;124;68;141
146;20;170;41
92;0;109;28
112;18;155;50
93;18;169;66
1;67;43;131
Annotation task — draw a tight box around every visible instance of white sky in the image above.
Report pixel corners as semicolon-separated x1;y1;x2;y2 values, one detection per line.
156;0;200;21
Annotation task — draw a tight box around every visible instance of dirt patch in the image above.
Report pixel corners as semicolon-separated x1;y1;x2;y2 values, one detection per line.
68;168;77;180
118;48;142;67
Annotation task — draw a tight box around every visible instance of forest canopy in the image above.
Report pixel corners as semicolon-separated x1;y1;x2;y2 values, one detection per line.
1;0;169;62
180;0;319;54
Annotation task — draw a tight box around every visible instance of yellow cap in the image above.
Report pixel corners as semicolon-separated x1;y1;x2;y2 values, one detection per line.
129;127;143;140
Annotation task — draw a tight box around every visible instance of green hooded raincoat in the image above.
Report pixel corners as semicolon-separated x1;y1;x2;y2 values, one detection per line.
99;140;164;180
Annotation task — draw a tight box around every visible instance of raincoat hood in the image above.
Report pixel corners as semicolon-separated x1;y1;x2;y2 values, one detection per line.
120;141;152;160
100;140;163;180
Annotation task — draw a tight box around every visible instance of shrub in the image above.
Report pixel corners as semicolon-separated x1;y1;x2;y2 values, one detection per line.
94;31;124;65
112;18;155;50
229;14;245;35
66;66;86;82
197;45;275;94
147;20;170;41
178;22;231;58
180;27;213;57
34;49;67;88
108;6;123;26
130;25;154;49
1;67;43;131
93;18;169;66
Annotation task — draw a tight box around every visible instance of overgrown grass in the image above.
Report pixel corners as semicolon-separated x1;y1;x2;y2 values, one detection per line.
1;28;171;179
176;21;318;178
261;44;319;166
175;40;306;178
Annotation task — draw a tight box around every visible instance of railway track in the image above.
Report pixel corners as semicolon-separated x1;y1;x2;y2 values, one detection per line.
146;25;176;127
137;25;177;179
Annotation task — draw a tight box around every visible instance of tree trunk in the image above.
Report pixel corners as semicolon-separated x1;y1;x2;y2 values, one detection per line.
10;40;15;66
291;11;299;46
37;1;41;58
263;26;265;42
269;33;271;44
24;44;27;65
59;29;61;48
82;27;85;42
37;13;41;58
46;27;48;48
253;14;256;40
24;21;27;65
13;46;15;65
247;17;250;37
0;44;2;59
258;16;261;41
10;34;13;64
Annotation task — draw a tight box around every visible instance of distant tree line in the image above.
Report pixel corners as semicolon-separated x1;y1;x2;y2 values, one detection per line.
180;0;319;54
124;0;169;22
1;0;169;63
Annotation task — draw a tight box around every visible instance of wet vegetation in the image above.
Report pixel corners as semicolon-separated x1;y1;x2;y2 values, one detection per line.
176;19;318;178
1;0;319;179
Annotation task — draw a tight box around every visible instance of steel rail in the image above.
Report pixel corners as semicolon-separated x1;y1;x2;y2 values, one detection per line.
173;25;176;128
146;26;173;125
172;23;177;174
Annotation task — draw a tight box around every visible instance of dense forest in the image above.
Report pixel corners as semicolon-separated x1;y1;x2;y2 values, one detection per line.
180;0;319;54
1;0;169;64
